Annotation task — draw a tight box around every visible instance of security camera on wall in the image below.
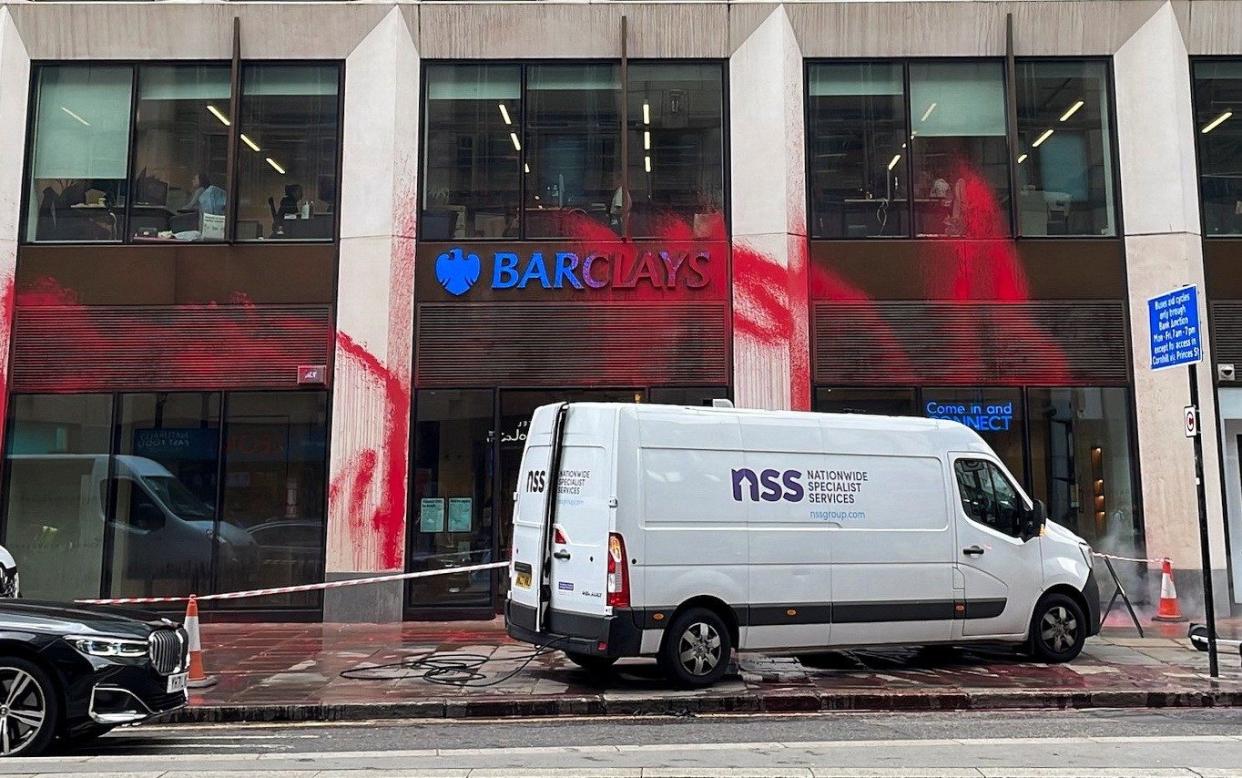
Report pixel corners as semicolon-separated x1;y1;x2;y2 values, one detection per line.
1219;363;1236;382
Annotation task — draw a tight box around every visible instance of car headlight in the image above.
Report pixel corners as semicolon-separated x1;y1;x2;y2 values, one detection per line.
68;635;149;659
1079;543;1095;569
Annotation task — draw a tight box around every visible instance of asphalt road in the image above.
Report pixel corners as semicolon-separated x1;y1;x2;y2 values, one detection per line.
5;708;1242;776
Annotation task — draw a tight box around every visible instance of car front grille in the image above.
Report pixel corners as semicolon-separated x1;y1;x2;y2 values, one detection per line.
148;628;187;675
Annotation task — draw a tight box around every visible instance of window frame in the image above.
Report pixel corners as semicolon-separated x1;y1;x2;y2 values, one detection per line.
1190;55;1242;241
20;59;346;247
802;56;1123;242
952;455;1030;539
416;58;731;243
0;389;332;617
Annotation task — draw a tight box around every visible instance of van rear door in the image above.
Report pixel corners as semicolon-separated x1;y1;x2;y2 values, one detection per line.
508;404;613;633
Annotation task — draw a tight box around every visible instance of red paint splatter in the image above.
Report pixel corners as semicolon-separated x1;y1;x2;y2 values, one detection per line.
0;272;15;449
813;158;1071;387
329;332;410;571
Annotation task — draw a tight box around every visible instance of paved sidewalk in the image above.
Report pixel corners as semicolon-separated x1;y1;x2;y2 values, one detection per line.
170;615;1242;723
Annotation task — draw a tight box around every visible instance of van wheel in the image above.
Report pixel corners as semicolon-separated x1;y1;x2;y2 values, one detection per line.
1028;593;1086;663
564;652;619;673
0;657;59;757
659;607;732;687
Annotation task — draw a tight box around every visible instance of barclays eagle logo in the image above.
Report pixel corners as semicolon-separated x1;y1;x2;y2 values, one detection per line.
435;247;481;296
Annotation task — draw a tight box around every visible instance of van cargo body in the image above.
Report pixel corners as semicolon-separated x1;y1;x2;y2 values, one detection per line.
505;403;1101;686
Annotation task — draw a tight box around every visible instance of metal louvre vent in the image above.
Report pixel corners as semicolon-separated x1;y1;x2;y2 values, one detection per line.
814;300;1129;385
10;305;333;392
148;628;187;675
416;302;730;387
1210;301;1242;372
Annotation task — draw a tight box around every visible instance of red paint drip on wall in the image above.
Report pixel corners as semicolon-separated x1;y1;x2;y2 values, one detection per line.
0;273;15;448
329;332;409;571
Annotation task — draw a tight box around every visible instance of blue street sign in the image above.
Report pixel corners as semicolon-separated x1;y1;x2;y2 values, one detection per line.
1147;285;1202;371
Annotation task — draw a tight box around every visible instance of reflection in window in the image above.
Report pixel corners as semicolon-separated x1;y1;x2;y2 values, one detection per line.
908;62;1011;237
235;64;340;241
422;64;522;240
216;392;328;608
130;66;232;242
807;63;909;238
1015;61;1116;237
409;390;495;608
1194;61;1242;236
25;65;133;242
109;393;221;599
525;64;622;238
1;395;113;599
627;63;725;238
1026;387;1137;556
815;387;916;416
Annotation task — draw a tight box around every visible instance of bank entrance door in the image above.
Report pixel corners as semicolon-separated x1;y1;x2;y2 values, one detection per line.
406;387;728;618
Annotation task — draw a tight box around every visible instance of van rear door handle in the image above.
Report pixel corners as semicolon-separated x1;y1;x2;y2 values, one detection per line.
962;545;985;556
553;550;571;560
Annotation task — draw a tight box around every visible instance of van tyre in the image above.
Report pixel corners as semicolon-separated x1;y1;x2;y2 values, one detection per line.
660;607;732;687
0;657;59;757
1029;593;1086;663
564;652;619;673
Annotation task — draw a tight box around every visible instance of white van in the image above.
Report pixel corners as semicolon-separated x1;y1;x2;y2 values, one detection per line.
505;402;1100;687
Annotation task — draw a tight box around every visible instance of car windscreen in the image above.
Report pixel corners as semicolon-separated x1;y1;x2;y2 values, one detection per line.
141;475;215;520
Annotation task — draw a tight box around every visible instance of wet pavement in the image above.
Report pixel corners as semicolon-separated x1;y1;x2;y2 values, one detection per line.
176;614;1242;721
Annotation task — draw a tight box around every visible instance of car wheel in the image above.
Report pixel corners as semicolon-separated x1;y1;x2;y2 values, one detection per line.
563;652;619;673
659;607;732;688
0;657;59;757
1028;593;1087;663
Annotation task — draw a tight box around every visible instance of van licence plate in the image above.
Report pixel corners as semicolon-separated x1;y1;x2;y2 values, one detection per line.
166;672;188;694
516;571;532;589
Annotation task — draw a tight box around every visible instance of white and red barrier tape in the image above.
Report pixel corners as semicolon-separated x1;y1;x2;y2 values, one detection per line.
1092;552;1169;565
75;560;510;606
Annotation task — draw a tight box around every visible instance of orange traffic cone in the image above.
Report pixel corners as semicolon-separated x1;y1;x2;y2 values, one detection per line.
1152;558;1187;623
185;595;218;688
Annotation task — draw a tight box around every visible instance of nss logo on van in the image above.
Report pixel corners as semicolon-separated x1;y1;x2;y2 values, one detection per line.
730;468;805;503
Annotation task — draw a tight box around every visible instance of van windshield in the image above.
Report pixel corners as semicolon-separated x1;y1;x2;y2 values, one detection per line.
141;475;215;520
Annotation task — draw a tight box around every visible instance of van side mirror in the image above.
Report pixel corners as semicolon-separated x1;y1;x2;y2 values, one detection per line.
1020;499;1047;541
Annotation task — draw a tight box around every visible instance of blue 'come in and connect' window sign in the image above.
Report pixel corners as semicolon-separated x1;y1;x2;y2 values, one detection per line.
1147;285;1202;371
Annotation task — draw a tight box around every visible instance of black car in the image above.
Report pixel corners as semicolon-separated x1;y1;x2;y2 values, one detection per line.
0;600;188;756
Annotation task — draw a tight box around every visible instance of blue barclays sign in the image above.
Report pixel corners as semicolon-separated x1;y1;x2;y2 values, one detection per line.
924;399;1015;432
433;246;711;297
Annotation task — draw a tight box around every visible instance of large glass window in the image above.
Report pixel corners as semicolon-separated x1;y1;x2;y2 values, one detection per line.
525;64;622;238
816;387;916;416
627;63;725;238
807;63;909;238
1026;388;1137;556
25;65;133;242
421;61;726;241
909;62;1011;237
109;393;220;599
23;62;341;244
1015;61;1116;237
130;66;232;242
408;390;496;609
216;392;328;608
1;395;113;600
1194;61;1242;236
235;65;340;241
422;64;522;240
922;387;1024;477
2;391;329;608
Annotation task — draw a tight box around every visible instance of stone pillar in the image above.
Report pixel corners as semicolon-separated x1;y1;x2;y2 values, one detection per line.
0;9;29;449
728;5;810;412
324;7;419;622
1114;2;1230;615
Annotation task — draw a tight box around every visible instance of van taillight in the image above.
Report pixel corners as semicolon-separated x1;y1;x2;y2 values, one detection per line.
606;533;629;609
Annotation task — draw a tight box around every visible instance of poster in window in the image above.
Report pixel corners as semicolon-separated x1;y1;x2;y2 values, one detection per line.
419;498;445;533
448;498;472;532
